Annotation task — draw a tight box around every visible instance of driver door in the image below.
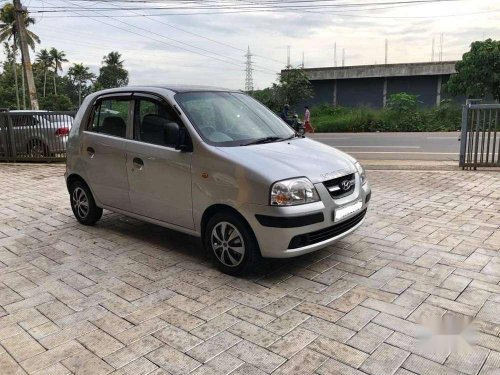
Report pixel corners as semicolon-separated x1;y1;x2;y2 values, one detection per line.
126;94;194;229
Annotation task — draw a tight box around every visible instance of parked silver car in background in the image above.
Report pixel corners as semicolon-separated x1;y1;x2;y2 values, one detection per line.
9;110;73;157
65;85;371;275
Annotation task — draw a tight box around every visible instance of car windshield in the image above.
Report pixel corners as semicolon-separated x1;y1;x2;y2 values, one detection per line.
175;91;295;146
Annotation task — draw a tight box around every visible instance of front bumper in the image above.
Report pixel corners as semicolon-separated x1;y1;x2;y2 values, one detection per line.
242;174;371;258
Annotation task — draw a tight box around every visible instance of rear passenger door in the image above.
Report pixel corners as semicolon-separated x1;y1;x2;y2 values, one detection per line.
126;94;194;229
82;94;133;211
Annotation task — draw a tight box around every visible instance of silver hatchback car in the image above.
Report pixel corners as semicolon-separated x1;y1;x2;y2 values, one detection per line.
66;85;371;275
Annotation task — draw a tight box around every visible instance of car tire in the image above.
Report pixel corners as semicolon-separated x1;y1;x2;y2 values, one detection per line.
28;140;49;157
204;211;261;275
69;180;103;226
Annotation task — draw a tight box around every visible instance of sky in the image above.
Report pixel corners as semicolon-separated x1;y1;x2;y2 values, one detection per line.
23;0;500;90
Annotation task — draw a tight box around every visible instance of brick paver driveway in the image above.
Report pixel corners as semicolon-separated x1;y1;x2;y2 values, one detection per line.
0;164;499;375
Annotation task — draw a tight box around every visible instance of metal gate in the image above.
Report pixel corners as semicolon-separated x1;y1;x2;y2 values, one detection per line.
0;110;76;162
459;102;500;169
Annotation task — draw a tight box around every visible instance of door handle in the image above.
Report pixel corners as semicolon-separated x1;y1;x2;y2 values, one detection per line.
133;157;144;169
87;147;95;157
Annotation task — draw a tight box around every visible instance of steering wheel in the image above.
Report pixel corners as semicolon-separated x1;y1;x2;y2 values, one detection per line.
201;126;216;136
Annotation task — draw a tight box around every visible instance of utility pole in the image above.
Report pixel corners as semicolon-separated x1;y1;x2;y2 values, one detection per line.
13;0;38;110
244;46;254;92
431;38;435;62
439;33;443;62
301;52;304;68
384;39;388;64
334;42;337;67
286;45;291;68
342;48;345;67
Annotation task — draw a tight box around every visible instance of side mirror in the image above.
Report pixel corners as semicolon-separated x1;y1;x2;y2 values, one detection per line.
165;122;192;152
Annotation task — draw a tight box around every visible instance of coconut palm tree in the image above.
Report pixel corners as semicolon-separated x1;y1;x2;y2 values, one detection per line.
49;47;67;95
103;51;124;67
68;63;96;106
36;48;52;97
2;41;19;108
0;3;40;109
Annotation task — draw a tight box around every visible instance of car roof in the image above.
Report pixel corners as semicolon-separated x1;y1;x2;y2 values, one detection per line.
147;85;238;93
95;85;239;95
9;110;49;113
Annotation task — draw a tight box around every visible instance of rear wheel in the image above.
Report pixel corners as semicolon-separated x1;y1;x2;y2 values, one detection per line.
204;211;261;275
69;180;103;225
28;140;49;157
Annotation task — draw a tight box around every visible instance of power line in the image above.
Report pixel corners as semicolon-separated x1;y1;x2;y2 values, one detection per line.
41;0;277;75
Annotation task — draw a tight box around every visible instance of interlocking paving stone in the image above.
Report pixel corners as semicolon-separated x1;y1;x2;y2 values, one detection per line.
77;328;124;357
228;340;286;373
308;336;369;368
403;354;465;375
444;345;489;375
110;357;158;375
228;320;280;347
360;343;411;375
347;322;393;354
316;358;367;375
103;335;162;369
479;351;500;375
152;323;203;352
267;326;318;358
146;344;201;374
272;348;327;375
1;165;500;375
337;305;379;331
0;331;46;362
187;331;241;363
300;316;355;342
20;340;85;373
62;349;114;375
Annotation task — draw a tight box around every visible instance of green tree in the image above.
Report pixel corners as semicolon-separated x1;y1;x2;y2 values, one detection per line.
49;47;67;95
0;3;40;109
38;94;73;111
251;68;313;113
36;48;52;97
277;68;313;109
96;51;129;89
446;39;500;101
67;63;95;106
0;42;19;108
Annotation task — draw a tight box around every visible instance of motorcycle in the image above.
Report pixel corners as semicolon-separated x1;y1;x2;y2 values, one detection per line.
290;114;305;135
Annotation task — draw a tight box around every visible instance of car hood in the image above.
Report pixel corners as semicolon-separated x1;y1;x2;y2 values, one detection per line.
217;137;357;184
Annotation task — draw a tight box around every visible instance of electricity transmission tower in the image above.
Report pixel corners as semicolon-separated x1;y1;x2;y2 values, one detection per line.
244;46;254;92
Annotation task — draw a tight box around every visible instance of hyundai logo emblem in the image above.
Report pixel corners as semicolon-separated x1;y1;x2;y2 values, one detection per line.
340;180;352;191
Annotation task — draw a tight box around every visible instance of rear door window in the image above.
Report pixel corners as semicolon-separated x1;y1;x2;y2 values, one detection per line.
89;98;130;138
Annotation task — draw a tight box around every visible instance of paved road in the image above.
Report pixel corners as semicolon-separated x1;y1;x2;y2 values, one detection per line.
309;132;461;161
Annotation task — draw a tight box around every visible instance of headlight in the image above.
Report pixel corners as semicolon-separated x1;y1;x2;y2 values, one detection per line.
270;178;320;206
355;162;367;185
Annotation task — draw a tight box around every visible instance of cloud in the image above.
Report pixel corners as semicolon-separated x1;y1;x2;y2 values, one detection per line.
30;0;500;89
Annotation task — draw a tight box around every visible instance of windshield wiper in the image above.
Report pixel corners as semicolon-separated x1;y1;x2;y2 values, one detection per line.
241;136;284;146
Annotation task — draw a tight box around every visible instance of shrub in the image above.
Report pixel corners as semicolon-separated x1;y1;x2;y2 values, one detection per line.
308;96;461;133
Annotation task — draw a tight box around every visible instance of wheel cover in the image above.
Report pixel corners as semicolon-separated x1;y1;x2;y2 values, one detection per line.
211;221;245;267
72;187;89;219
30;143;45;157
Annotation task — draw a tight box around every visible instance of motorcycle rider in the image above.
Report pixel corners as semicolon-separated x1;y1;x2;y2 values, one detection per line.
280;104;293;125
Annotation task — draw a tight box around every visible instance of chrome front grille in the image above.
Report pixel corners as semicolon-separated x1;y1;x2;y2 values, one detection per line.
323;173;356;199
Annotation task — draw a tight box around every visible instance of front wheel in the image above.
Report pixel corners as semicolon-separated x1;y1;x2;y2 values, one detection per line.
69;181;103;225
204;212;261;275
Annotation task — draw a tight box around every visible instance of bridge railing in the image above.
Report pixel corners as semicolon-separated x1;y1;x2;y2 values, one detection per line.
459;102;500;169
